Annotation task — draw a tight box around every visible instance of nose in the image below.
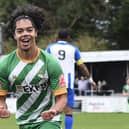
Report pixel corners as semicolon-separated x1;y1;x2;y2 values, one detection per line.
22;29;30;35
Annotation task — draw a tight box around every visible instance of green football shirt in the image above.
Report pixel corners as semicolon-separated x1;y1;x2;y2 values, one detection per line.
0;48;67;125
123;84;129;102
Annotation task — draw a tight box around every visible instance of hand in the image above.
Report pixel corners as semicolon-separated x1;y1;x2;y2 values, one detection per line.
0;106;10;118
91;82;97;89
41;109;57;120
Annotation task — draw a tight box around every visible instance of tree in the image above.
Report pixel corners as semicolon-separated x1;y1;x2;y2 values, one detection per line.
107;0;129;49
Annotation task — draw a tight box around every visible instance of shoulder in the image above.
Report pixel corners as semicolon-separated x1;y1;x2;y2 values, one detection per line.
46;42;57;48
123;85;128;90
45;42;57;53
0;50;17;64
123;84;127;87
40;48;59;62
0;51;17;74
66;42;81;55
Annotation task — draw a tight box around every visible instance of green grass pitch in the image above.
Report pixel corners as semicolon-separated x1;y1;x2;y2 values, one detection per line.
0;113;129;129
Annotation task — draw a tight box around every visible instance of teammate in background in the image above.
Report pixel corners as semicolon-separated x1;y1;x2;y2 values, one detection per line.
0;4;67;129
46;28;96;129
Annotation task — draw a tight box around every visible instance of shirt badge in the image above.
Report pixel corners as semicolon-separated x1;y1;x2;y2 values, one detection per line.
59;74;66;87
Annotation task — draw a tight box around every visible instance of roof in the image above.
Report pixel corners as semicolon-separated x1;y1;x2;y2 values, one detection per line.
0;50;129;63
81;50;129;63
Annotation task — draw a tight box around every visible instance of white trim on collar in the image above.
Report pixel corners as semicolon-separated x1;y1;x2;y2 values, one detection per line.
57;40;67;43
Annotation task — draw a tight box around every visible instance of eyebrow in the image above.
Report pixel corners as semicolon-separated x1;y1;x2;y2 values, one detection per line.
15;26;34;30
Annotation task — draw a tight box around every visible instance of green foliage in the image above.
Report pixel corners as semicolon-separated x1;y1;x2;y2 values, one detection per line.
3;33;110;55
111;0;129;49
1;0;129;51
0;0;28;22
3;39;17;54
74;34;109;51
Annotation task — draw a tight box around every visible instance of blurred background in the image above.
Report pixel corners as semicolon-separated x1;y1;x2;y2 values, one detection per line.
1;0;129;118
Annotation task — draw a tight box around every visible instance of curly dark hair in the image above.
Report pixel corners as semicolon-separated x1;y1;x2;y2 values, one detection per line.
6;4;44;37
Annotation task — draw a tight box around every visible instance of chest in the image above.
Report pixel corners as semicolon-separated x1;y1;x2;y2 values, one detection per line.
8;59;49;93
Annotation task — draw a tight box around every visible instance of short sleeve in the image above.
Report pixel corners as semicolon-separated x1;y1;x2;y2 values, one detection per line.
47;55;67;96
0;56;10;95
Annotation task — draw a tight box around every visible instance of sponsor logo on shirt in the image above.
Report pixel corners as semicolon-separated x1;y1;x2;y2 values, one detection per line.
16;71;49;93
16;83;48;93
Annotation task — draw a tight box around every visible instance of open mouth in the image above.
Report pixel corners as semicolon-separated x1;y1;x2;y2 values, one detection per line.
20;37;31;45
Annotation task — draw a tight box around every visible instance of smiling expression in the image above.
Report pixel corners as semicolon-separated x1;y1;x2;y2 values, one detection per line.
14;19;37;51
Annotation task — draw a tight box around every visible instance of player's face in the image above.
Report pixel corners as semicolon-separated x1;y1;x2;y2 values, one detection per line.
14;19;37;51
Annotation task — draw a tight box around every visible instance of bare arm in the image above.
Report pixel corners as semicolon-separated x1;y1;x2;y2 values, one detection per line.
52;94;67;113
0;96;10;118
0;96;6;107
78;63;96;89
78;63;90;78
41;93;67;120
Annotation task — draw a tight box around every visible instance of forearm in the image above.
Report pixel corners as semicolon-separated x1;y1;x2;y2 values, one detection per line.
41;94;67;120
0;96;7;108
52;94;67;114
78;63;90;78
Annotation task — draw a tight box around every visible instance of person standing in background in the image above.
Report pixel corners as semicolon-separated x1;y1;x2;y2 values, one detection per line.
77;76;90;96
0;4;67;129
46;28;96;129
122;76;129;103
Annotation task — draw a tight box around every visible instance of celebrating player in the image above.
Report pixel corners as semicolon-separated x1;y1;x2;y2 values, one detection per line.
0;4;67;129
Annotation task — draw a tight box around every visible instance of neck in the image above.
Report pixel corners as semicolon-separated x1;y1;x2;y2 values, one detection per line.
17;46;39;62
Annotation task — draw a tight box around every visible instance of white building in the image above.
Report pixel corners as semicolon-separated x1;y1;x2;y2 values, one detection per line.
79;50;129;93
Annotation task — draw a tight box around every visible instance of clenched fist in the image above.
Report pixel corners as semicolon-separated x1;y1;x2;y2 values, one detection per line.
0;106;10;118
41;109;57;120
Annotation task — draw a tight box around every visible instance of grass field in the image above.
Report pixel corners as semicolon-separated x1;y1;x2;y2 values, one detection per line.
0;112;129;129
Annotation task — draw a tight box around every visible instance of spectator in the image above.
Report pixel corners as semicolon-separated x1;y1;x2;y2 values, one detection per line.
122;76;129;103
101;80;111;95
97;80;103;95
97;80;111;96
78;76;90;95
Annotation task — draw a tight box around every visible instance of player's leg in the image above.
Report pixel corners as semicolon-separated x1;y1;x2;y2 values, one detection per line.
64;106;73;129
64;88;74;129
